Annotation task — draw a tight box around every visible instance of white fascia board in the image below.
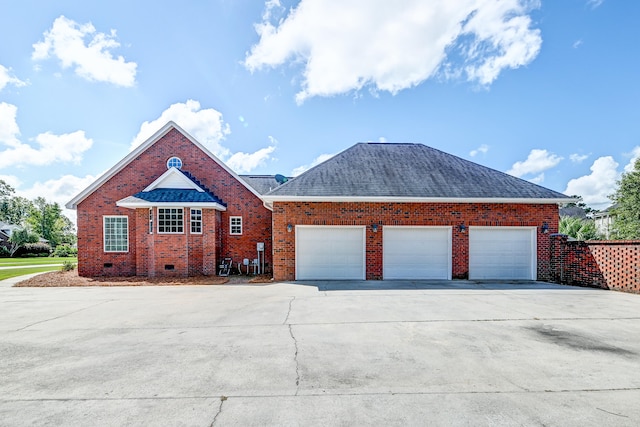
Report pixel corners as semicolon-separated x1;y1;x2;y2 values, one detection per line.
66;121;263;209
116;197;226;211
261;196;575;205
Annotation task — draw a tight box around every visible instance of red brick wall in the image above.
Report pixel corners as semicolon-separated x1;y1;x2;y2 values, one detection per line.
77;127;272;277
271;201;558;281
550;235;640;293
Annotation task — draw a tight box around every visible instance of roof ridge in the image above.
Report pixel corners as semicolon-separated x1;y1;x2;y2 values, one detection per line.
358;142;419;145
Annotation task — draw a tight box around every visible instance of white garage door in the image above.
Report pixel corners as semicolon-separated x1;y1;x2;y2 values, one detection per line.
296;226;365;280
469;227;536;280
383;226;451;280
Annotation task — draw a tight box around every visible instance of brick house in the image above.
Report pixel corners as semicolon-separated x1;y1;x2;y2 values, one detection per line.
262;143;572;281
68;122;572;281
66;122;274;278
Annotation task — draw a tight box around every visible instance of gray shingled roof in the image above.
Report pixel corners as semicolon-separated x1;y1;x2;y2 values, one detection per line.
241;175;289;195
265;143;570;200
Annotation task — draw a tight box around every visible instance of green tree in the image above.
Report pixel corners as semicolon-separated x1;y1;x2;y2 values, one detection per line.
0;180;15;222
57;215;77;246
26;197;64;247
8;228;39;257
0;180;33;225
610;159;640;239
1;196;32;226
559;216;599;241
0;179;13;199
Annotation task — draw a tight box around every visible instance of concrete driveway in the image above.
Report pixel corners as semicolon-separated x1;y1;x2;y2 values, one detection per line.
1;280;639;426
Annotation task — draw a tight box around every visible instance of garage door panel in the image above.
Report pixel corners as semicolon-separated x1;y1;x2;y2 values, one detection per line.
296;227;365;280
383;227;451;280
469;227;535;280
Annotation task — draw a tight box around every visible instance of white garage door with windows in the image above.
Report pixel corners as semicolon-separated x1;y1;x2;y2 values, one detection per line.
469;227;536;280
383;226;452;280
296;226;365;280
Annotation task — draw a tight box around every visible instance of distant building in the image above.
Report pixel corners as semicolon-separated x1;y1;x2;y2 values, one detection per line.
594;204;618;239
0;221;19;252
559;205;588;219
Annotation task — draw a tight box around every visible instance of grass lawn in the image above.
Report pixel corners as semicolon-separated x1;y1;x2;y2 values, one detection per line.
0;266;67;281
0;257;77;267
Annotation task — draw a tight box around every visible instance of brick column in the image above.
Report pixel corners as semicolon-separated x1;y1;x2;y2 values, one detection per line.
202;209;217;275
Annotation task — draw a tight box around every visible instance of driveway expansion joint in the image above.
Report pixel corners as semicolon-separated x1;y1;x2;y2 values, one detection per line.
3;387;640;403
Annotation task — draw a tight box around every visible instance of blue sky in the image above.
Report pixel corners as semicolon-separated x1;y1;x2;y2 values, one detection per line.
0;0;638;220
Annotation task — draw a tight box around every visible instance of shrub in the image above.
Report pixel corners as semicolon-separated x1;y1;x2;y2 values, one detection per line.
62;260;76;271
559;216;599;241
54;244;77;257
0;246;9;257
16;242;52;257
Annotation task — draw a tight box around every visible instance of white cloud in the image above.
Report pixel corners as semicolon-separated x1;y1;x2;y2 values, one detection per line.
470;144;489;156
573;39;583;49
32;15;137;87
564;156;619;209
132;101;276;174
262;0;283;21
507;149;562;177
0;65;27;91
529;173;544;184
0;102;93;168
587;0;604;9
245;0;542;103
623;146;640;173
130;100;231;157
0;175;21;189
292;153;335;176
461;1;542;85
569;153;589;163
17;174;97;223
226;145;276;174
0;102;21;148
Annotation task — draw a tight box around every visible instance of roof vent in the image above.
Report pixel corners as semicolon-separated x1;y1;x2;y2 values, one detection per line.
275;174;288;185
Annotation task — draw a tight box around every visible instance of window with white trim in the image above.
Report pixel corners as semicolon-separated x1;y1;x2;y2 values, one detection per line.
230;216;242;235
104;216;128;252
158;208;184;233
166;156;182;169
149;208;153;234
191;209;202;234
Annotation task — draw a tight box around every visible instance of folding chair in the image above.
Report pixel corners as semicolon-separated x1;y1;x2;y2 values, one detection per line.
218;258;233;276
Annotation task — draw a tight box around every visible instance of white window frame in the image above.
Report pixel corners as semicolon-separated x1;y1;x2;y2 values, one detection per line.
157;207;184;234
230;216;242;235
166;156;182;169
191;209;202;234
103;216;129;253
149;208;153;234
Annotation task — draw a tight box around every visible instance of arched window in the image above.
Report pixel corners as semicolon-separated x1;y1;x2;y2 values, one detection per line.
166;156;183;169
